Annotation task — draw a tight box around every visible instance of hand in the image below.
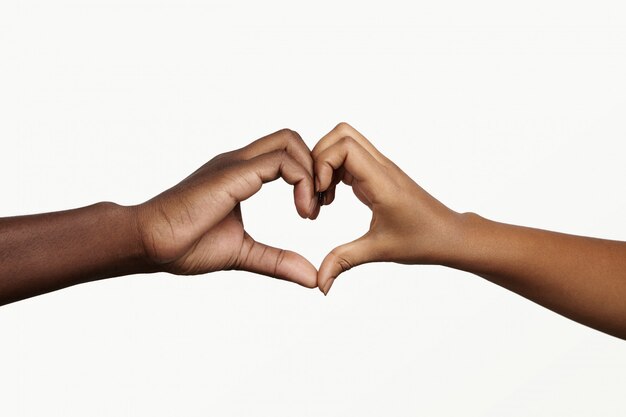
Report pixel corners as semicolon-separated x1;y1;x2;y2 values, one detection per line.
136;129;320;288
313;123;463;294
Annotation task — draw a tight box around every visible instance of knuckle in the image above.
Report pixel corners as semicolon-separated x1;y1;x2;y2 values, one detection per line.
339;135;356;148
334;121;353;134
278;128;301;142
332;251;353;273
276;127;293;136
337;258;352;273
212;150;233;162
208;150;238;170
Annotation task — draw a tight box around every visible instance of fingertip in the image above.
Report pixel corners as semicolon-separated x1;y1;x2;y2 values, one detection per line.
317;255;339;295
291;265;318;289
293;180;316;219
295;202;309;219
302;279;318;289
317;238;370;294
324;186;336;206
307;195;317;219
309;197;322;220
314;161;334;193
316;272;326;294
317;275;334;295
324;278;334;294
266;249;317;288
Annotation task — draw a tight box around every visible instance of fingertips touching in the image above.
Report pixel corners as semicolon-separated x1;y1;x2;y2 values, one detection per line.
317;236;373;295
244;150;316;219
275;152;315;219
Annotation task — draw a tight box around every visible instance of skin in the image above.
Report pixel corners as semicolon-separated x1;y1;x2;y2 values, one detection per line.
1;123;625;340
0;129;320;306
313;122;626;340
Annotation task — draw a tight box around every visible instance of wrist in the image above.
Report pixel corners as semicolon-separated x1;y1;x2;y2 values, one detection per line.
402;209;471;266
439;211;493;270
106;202;160;275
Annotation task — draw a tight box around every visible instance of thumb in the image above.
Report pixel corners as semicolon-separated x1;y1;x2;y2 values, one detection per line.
237;234;318;288
318;234;377;295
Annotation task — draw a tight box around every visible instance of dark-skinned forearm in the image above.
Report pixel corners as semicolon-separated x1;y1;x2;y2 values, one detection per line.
0;202;153;306
445;213;626;339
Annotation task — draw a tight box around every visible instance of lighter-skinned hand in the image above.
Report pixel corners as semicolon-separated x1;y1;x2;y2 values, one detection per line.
312;122;462;294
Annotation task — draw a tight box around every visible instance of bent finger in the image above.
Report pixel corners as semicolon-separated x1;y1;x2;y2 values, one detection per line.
314;136;386;198
231;150;317;218
312;122;388;164
237;129;315;181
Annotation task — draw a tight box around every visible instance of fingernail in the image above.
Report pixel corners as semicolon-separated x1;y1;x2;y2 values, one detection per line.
315;177;321;192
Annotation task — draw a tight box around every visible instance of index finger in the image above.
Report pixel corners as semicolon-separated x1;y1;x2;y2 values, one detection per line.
314;136;386;197
312;122;389;164
238;128;315;180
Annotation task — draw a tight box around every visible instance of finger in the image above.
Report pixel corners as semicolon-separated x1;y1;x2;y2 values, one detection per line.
238;234;317;288
308;194;322;220
238;129;318;218
318;234;377;295
324;185;336;206
312;122;388;164
310;168;342;221
230;150;317;218
314;136;386;196
342;171;355;186
321;166;343;206
238;129;315;181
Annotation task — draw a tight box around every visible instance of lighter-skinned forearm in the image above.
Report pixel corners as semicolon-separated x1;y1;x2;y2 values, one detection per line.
445;212;626;339
0;202;153;306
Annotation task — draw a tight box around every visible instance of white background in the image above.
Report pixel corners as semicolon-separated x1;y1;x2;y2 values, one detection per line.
1;0;626;415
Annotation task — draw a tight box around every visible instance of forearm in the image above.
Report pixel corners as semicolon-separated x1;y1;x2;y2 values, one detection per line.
446;212;626;339
0;202;153;306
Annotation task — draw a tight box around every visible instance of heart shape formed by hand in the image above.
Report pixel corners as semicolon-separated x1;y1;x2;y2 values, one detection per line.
139;123;446;295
